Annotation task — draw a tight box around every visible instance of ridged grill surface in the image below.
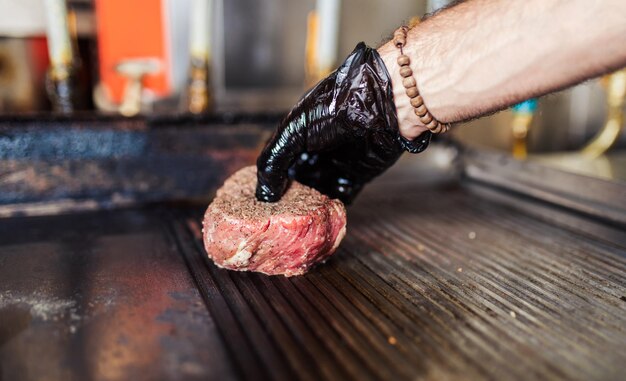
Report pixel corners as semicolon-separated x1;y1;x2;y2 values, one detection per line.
171;183;626;381
1;175;624;381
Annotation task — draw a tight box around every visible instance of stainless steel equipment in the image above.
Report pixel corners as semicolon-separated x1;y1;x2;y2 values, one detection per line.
1;114;625;380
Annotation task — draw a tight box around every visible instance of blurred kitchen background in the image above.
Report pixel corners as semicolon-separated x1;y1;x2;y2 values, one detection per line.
1;0;625;179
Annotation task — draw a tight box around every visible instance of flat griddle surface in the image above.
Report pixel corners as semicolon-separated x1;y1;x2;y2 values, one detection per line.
1;170;625;380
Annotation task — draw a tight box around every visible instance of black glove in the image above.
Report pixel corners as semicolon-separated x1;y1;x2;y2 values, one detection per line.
256;42;431;204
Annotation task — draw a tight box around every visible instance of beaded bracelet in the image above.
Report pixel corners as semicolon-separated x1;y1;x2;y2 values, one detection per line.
393;26;449;134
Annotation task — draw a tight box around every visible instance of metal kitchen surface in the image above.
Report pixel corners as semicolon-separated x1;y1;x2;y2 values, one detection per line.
1;160;625;381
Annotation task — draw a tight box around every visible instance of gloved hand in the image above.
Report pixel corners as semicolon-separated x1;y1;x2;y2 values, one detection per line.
256;42;432;204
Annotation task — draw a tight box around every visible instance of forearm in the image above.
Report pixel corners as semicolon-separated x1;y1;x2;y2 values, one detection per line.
379;0;626;139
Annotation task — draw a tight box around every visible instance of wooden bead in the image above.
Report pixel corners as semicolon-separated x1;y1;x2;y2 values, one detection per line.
397;55;410;66
394;30;406;37
420;113;433;124
399;66;413;78
394;27;408;48
392;25;446;135
405;86;419;98
393;33;406;45
414;104;427;117
425;119;439;132
410;95;423;108
402;77;416;88
394;28;407;38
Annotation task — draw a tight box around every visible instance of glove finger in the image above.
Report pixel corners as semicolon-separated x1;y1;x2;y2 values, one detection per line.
255;119;306;202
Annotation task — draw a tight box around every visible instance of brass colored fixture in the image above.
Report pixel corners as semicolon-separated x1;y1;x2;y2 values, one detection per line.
511;99;537;160
186;0;214;114
187;59;212;114
43;0;84;112
581;69;626;159
305;0;341;88
304;10;323;87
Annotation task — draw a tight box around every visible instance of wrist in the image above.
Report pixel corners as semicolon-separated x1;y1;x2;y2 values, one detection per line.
378;40;429;140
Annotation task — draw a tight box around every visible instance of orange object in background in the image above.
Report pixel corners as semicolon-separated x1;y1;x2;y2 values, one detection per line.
95;0;171;104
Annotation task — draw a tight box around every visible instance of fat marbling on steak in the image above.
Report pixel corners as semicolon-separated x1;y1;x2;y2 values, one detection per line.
202;166;347;276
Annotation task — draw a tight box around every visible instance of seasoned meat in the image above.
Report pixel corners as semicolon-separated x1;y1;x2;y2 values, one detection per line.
202;166;347;276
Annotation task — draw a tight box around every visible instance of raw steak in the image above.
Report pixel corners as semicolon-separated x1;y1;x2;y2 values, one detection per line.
202;166;347;276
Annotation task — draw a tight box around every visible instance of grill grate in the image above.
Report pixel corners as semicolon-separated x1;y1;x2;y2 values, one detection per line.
169;182;626;381
1;170;625;380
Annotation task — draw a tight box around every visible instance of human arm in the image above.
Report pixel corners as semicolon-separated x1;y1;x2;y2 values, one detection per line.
255;0;626;203
378;0;626;140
